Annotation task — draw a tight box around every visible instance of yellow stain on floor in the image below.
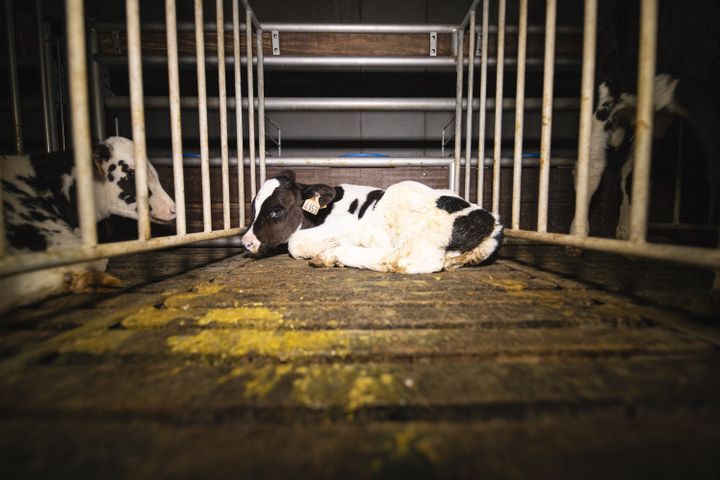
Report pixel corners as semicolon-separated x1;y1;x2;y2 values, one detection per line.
484;278;528;291
59;330;135;355
121;305;189;328
197;307;284;327
163;283;225;309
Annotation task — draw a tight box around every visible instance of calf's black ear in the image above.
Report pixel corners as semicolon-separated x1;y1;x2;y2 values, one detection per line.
302;184;336;208
274;170;296;185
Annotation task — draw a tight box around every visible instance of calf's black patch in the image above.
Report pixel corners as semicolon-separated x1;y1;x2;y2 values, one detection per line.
348;199;359;214
358;190;385;219
436;196;470;214
7;223;48;251
446;209;496;253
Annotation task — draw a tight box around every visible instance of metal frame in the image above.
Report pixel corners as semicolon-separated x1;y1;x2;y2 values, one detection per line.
2;0;720;283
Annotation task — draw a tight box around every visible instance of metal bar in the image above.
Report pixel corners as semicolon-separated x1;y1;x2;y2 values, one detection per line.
104;96;579;111
537;0;557;233
262;23;458;33
5;0;23;154
245;9;257;197
233;0;245;227
464;10;476;201
672;124;684;225
37;0;53;152
459;0;482;31
629;0;657;243
165;0;187;236
89;24;106;143
44;23;59;150
195;0;212;232
491;0;506;215
572;0;598;237
476;0;489;207
0;229;243;278
649;223;718;231
239;0;261;29
217;0;231;230
66;0;96;246
126;0;151;241
256;29;267;185
452;30;464;194
511;0;528;229
0;161;5;256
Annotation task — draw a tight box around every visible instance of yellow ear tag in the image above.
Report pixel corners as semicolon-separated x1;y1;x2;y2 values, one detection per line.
302;193;323;215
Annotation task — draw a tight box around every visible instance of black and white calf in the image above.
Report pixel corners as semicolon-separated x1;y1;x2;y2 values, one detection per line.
1;136;176;312
241;171;503;273
571;0;719;239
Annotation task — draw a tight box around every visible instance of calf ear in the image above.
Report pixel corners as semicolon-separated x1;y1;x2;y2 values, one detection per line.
92;144;112;178
274;170;296;185
302;184;336;208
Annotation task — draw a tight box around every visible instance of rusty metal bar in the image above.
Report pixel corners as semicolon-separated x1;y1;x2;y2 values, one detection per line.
511;0;528;229
246;9;257;197
233;0;245;227
491;0;506;215
537;0;557;233
217;0;231;230
629;0;658;243
476;0;489;207
463;10;476;200
256;29;267;185
195;0;212;232
166;0;187;236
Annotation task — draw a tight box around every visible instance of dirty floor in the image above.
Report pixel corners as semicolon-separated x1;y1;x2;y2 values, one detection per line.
1;246;720;479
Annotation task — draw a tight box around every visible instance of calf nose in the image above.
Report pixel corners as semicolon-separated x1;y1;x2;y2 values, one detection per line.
241;232;260;254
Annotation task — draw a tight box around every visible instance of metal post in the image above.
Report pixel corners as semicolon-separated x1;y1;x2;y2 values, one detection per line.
43;23;59;151
256;29;267;185
463;10;476;201
165;0;187;236
56;39;67;150
5;0;23;154
233;0;245;227
629;0;658;243
492;0;506;215
195;0;212;232
0;161;5;256
476;0;489;207
511;0;528;229
89;24;106;143
217;0;231;230
452;30;464;194
66;0;96;246
672;124;683;225
126;0;151;241
246;10;257;197
537;0;557;233
572;0;597;237
37;0;53;152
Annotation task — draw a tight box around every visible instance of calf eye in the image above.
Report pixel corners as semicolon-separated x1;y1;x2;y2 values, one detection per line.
270;206;284;218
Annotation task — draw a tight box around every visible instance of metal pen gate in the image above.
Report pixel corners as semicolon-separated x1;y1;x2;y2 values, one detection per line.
1;0;719;281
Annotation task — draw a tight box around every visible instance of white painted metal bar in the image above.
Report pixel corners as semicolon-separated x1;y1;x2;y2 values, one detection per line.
476;0;489;207
511;0;528;230
629;0;657;243
217;0;231;230
165;0;187;236
239;0;261;29
459;0;482;31
452;30;465;193
66;0;96;246
43;23;59;151
264;23;458;34
245;9;257;198
126;0;151;241
37;0;53;152
5;0;23;154
537;0;557;233
572;0;597;238
463;11;476;201
89;24;106;143
256;29;267;185
233;0;245;227
492;0;506;215
195;0;212;232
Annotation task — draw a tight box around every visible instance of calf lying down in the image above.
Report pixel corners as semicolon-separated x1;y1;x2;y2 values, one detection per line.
1;137;176;312
241;171;503;273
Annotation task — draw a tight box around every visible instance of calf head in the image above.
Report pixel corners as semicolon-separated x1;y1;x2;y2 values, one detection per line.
92;137;176;223
241;170;336;255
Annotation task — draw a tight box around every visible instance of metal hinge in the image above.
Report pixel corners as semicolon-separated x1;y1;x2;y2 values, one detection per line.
271;30;280;55
429;31;437;56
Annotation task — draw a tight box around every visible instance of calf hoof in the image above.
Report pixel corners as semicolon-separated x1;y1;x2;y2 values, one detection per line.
65;270;123;293
565;246;584;257
308;252;339;269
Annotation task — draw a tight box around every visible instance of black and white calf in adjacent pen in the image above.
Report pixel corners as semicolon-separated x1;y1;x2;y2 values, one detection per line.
1;136;176;312
241;171;504;273
570;0;720;239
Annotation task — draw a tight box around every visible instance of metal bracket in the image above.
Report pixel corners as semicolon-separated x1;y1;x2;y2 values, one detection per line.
429;31;437;56
271;30;280;55
476;31;482;56
111;30;122;54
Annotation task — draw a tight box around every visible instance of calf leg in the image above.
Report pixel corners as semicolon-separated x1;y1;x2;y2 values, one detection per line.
309;245;398;272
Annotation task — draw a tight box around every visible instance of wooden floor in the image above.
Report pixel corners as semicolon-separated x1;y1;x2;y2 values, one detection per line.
1;246;720;479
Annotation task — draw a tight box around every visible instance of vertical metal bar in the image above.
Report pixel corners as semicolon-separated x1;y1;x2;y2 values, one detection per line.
672;124;683;225
5;0;23;154
537;0;557;233
492;0;506;215
126;0;151;241
56;39;67;150
66;0;96;246
217;0;231;230
629;0;657;243
195;0;212;232
233;0;245;227
37;0;52;152
246;9;257;197
44;23;59;151
511;0;528;229
89;24;107;143
452;30;464;194
572;0;597;237
0;161;5;256
165;0;186;236
463;11;476;201
256;29;267;185
476;0;489;207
